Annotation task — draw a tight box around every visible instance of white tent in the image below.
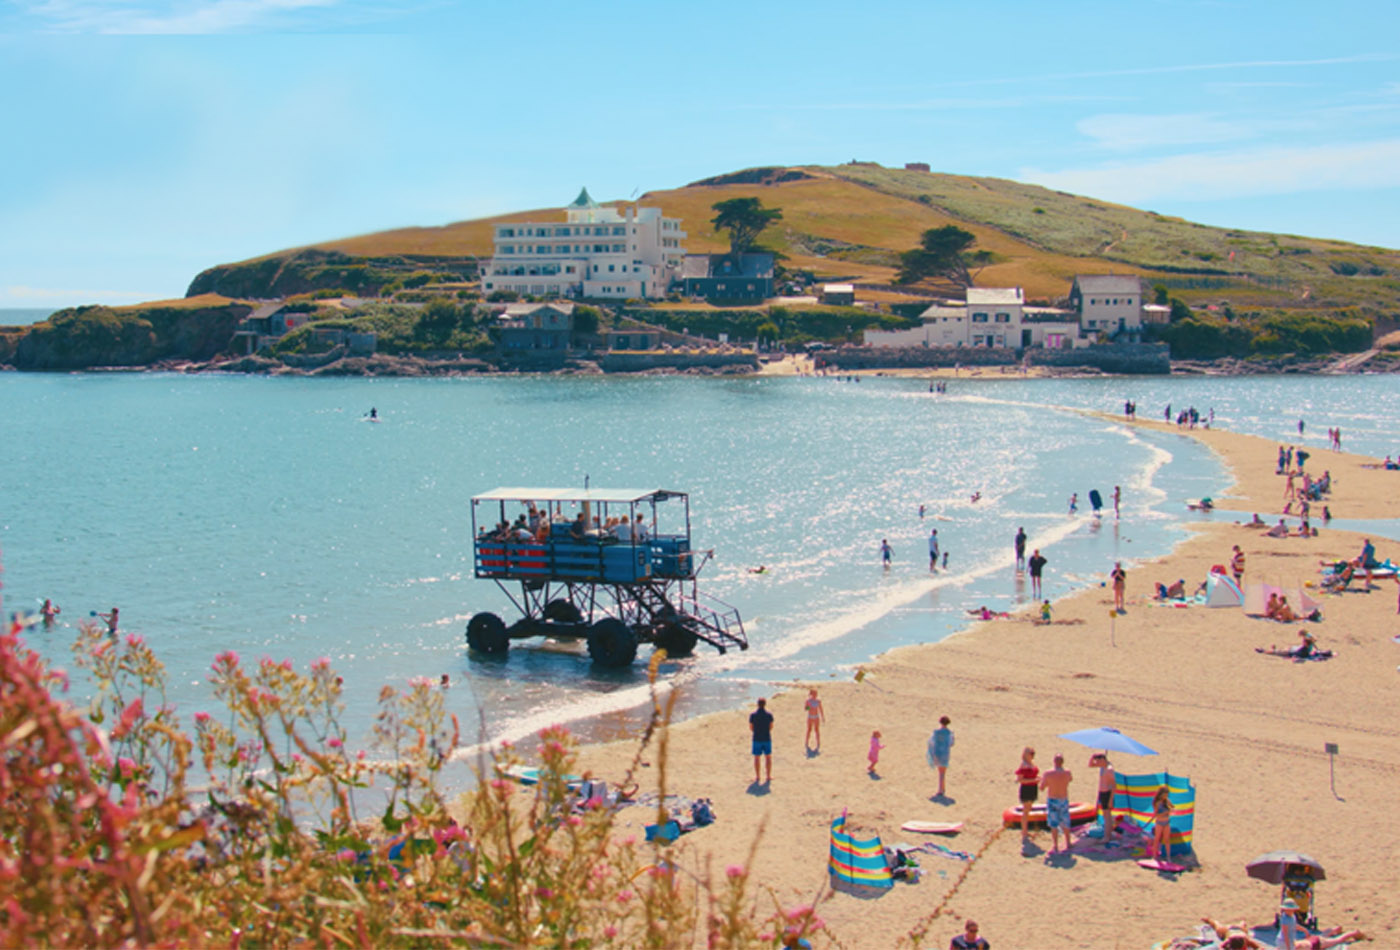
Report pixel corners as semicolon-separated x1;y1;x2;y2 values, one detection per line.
1203;572;1243;608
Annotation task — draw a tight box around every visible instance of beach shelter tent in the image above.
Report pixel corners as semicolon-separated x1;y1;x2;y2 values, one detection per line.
828;813;893;889
1203;573;1243;608
1112;772;1196;858
1243;582;1319;616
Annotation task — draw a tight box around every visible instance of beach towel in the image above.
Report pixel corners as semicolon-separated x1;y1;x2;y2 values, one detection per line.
1112;772;1195;859
828;814;893;889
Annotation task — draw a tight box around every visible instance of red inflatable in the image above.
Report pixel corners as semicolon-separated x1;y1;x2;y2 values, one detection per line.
1001;801;1097;828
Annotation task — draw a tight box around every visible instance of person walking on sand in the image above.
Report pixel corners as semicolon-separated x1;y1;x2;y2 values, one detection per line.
804;688;825;752
1231;545;1246;582
1111;561;1126;612
749;698;773;784
928;528;940;572
1113;485;1121;519
949;919;989;950
1014;747;1039;842
1028;549;1047;598
880;539;893;568
1150;786;1173;860
1091;753;1117;843
1040;754;1074;854
867;730;885;775
928;715;954;798
1014;527;1027;570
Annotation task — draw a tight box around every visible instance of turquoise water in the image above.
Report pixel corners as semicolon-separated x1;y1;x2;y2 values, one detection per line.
0;371;1393;760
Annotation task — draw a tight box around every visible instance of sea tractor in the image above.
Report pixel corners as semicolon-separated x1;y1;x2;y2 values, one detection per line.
466;487;748;667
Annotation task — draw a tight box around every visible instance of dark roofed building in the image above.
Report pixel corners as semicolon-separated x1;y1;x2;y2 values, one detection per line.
681;253;774;302
496;302;574;352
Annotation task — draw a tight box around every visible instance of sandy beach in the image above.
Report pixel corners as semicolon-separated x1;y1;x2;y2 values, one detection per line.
559;419;1400;948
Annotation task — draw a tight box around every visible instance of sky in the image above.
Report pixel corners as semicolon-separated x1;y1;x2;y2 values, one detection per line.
3;0;1400;309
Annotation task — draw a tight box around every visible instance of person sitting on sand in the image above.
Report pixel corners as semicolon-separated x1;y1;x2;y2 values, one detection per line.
1321;562;1355;591
1277;898;1370;949
1264;592;1283;619
1274;596;1299;623
1250;513;1266;526
1265;519;1290;538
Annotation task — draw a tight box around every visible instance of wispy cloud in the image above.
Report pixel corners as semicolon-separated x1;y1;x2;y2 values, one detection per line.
4;285;156;303
738;94;1128;113
1021;139;1400;204
1075;112;1312;152
19;0;340;34
939;53;1395;89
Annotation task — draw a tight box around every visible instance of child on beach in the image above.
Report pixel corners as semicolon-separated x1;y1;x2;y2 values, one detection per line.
804;689;825;752
867;731;885;775
1037;600;1052;624
1151;786;1172;859
1015;747;1039;841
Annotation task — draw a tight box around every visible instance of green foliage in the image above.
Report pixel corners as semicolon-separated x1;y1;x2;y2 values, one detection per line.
710;197;783;257
636;305;912;343
572;304;601;336
269;302;490;356
1169;299;1193;323
13;302;251;369
1153;283;1169;305
895;225;992;287
1157;309;1372;359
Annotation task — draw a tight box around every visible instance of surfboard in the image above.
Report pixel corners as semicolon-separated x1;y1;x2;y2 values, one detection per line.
1137;858;1187;873
900;820;964;834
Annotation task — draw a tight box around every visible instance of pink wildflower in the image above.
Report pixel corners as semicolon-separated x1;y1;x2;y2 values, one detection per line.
193;711;211;724
327;737;343;749
311;656;330;670
117;756;136;779
616;889;634;903
125;633;145;648
604;926;618;938
726;864;745;879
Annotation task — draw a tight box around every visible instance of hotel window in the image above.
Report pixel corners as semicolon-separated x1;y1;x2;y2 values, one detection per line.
972;312;988;323
995;313;1010;323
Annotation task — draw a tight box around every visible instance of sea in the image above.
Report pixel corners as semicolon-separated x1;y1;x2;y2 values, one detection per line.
2;371;1398;773
0;307;58;326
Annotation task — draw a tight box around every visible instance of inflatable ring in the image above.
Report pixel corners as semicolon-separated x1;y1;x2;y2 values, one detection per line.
1001;801;1097;828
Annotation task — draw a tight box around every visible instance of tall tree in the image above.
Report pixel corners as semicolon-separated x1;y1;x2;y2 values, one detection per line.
895;225;992;287
711;198;783;257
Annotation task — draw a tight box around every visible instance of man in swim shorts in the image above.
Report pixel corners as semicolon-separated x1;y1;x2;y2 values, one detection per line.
880;539;893;568
928;529;940;571
1039;753;1074;854
1014;527;1026;570
1091;753;1116;843
749;698;773;784
1028;550;1047;598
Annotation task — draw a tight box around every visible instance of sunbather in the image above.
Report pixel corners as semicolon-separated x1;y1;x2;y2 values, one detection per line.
1264;519;1290;538
1256;629;1331;660
1199;918;1267;949
1156;579;1187;600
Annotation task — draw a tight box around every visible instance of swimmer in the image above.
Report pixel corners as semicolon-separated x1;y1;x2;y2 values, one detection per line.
747;565;769;574
40;599;61;625
96;607;119;636
440;673;450;688
970;491;981;504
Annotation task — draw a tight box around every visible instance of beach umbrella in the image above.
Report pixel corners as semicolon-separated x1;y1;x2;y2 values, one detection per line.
1246;850;1326;884
1057;726;1158;756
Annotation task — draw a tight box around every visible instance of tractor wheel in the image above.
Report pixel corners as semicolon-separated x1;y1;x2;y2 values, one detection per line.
466;612;508;656
654;622;698;658
543;599;583;624
587;618;638;668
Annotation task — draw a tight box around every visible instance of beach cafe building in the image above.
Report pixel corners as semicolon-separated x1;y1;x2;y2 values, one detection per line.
862;289;1078;349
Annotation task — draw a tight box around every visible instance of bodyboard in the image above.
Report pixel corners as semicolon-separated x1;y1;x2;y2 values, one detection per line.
899;821;964;834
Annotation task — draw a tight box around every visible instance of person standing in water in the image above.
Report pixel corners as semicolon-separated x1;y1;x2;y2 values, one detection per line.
40;599;61;625
928;529;940;571
1028;550;1047;598
1113;485;1121;519
880;539;893;568
1014;527;1027;570
97;607;119;636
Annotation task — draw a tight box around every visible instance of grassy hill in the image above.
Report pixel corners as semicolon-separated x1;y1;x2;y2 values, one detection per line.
189;163;1400;314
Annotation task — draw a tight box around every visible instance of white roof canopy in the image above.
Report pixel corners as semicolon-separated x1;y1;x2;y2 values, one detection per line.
473;487;684;504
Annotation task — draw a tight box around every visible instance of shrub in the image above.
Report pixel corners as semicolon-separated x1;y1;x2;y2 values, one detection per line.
0;621;825;949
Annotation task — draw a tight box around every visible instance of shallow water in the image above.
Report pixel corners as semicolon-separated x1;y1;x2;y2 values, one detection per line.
0;371;1393;760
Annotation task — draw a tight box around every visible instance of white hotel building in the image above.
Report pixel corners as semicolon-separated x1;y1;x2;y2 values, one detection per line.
480;188;686;300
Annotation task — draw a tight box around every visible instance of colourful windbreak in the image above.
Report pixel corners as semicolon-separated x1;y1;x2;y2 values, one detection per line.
828;814;893;888
1113;772;1195;857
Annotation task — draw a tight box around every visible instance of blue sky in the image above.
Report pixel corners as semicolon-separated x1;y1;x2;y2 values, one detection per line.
3;0;1399;308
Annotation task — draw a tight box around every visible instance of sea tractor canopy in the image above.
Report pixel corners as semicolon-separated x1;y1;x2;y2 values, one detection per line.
471;488;695;584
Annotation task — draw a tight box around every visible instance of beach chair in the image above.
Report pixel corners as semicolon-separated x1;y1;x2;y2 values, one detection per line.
828;813;893;889
1279;872;1319;930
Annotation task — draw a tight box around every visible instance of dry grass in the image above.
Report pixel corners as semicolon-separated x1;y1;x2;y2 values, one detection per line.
112;293;245;311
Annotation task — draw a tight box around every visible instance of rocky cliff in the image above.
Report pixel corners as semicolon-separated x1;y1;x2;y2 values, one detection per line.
9;298;252;370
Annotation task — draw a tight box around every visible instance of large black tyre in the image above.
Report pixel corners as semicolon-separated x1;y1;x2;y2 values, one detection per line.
466;612;509;656
543;599;583;624
587;618;638;668
654;621;698;658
